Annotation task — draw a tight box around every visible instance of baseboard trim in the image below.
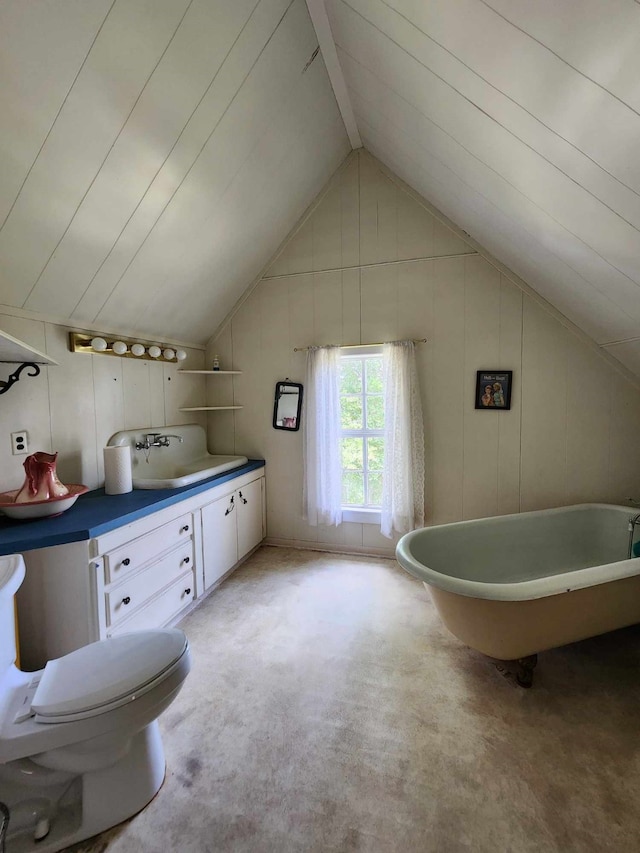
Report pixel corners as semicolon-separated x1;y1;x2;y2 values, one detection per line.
264;537;396;560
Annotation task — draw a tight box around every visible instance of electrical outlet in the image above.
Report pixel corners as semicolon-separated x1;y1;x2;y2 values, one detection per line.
11;431;28;455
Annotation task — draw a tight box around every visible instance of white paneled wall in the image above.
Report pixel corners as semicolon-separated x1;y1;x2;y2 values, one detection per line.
207;151;640;556
0;312;206;492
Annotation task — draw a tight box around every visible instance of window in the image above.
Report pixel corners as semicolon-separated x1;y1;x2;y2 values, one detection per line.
303;340;424;536
339;348;384;517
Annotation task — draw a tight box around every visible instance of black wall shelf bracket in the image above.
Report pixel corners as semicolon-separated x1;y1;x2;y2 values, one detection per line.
0;362;41;396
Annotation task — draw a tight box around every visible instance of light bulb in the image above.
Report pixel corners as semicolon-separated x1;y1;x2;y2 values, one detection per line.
131;343;145;357
148;345;161;359
175;350;187;361
163;348;175;360
91;337;107;352
112;341;128;355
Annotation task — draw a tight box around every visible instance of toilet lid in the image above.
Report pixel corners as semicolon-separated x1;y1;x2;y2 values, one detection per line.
31;629;188;719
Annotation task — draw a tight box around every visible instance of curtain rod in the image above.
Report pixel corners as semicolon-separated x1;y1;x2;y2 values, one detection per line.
293;339;427;352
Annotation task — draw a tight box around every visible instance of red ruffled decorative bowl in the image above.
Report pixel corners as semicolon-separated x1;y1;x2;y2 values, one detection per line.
0;484;88;520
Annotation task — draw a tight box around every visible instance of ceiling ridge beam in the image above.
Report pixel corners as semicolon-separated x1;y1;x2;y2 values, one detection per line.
305;0;362;149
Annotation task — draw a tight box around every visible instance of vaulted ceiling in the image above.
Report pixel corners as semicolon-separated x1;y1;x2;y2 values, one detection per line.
0;0;350;345
2;0;640;378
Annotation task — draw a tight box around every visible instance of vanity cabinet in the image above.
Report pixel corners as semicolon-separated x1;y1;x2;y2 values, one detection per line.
201;475;265;590
96;512;196;638
14;466;265;670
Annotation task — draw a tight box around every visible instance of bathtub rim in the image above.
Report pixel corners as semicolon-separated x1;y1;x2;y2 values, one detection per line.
395;503;639;602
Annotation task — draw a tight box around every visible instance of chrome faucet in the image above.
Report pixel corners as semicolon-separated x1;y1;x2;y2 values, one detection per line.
135;433;184;451
628;513;640;559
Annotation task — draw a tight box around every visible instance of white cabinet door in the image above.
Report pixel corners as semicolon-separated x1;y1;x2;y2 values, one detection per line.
201;491;238;590
237;478;264;560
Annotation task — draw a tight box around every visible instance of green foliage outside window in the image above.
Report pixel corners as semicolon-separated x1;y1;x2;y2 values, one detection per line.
339;360;362;394
341;437;363;470
339;355;385;508
340;396;362;429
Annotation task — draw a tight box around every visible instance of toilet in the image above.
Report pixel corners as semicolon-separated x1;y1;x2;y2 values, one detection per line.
0;554;191;852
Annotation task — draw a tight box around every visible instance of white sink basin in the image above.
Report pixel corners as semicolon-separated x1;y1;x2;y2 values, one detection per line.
107;425;248;490
131;454;248;489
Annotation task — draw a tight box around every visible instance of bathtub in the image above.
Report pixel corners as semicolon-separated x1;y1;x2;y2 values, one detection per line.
396;504;640;666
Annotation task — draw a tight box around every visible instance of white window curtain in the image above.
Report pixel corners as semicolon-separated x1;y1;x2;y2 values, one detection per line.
303;346;343;526
381;341;425;538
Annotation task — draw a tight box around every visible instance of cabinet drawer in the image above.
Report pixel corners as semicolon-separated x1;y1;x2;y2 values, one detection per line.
106;541;193;626
107;570;195;637
103;512;192;583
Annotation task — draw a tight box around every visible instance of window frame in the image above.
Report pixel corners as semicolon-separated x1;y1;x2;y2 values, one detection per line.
339;345;384;524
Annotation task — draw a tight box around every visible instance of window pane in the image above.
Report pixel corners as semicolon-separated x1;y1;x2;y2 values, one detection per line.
366;357;383;393
341;437;363;470
340;395;363;429
366;395;384;429
340;359;362;394
367;437;384;470
368;472;383;507
343;471;365;505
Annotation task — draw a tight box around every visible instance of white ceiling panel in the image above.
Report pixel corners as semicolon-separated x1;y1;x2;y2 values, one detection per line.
100;54;349;342
0;0;350;345
377;0;640;193
0;0;112;225
24;0;259;318
340;53;640;336
359;127;639;347
0;0;192;307
325;0;640;375
481;0;640;112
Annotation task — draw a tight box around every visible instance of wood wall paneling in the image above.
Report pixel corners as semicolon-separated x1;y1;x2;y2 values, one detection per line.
208;151;640;556
0;311;206;492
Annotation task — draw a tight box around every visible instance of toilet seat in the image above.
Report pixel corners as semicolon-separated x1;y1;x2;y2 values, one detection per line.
31;629;188;724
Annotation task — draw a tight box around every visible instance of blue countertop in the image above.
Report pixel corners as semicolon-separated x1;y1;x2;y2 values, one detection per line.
0;460;265;556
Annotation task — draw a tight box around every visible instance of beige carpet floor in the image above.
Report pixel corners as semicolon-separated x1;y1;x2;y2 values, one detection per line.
73;546;640;853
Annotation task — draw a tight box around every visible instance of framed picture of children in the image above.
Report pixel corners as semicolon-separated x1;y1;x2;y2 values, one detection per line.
475;370;512;410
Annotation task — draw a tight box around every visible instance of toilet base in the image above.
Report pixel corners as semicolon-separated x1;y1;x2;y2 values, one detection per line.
2;722;165;853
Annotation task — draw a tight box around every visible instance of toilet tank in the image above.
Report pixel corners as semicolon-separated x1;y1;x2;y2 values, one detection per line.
0;555;25;671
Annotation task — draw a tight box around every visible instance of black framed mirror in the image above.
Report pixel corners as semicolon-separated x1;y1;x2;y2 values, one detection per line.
273;381;303;431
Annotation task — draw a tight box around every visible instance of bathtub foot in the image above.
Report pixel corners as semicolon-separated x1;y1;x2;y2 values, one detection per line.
494;654;538;687
515;654;538;688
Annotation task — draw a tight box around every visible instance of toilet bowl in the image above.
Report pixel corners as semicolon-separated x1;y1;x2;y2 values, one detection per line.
0;554;191;852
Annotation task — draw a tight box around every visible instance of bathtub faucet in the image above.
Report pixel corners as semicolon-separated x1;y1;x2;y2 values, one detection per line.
627;513;640;559
0;802;9;853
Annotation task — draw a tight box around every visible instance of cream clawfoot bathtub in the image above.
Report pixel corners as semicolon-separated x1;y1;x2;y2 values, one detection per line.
396;504;640;685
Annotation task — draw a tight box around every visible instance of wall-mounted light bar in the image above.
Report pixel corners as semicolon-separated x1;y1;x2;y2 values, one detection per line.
69;332;187;363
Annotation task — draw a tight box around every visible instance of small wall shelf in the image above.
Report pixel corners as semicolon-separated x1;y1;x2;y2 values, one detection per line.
178;406;243;412
177;370;242;375
0;329;57;396
177;369;242;410
0;330;57;365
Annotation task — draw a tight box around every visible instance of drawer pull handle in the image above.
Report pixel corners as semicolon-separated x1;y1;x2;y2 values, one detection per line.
122;558;131;567
122;596;131;605
181;525;189;533
183;556;190;564
184;587;191;596
239;491;248;505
